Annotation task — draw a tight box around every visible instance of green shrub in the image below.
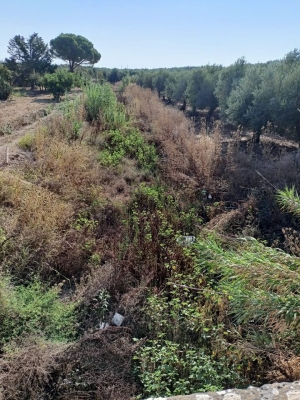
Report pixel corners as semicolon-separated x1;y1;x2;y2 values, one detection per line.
0;77;12;101
43;69;74;101
84;83;127;129
98;128;158;169
0;64;12;83
18;132;35;150
59;94;84;140
134;338;239;398
28;71;42;90
0;277;77;344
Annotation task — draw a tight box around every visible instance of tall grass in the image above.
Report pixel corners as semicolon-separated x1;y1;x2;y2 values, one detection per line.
84;83;127;131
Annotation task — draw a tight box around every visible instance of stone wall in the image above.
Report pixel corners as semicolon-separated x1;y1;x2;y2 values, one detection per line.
144;381;300;400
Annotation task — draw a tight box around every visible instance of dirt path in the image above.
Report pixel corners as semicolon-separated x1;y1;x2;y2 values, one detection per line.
0;92;57;166
0;115;53;166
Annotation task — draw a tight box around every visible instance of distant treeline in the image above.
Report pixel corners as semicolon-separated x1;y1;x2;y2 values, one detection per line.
94;50;300;142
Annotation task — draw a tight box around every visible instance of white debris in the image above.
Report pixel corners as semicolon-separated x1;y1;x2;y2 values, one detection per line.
111;312;124;326
99;322;109;330
177;235;196;246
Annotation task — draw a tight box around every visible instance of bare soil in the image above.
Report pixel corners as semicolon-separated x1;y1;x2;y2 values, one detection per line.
0;90;54;129
0;91;55;166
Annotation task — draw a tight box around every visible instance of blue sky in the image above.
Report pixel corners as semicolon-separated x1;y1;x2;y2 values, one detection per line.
0;0;299;68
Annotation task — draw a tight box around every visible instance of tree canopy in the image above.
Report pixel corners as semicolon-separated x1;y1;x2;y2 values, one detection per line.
50;34;101;72
5;33;53;88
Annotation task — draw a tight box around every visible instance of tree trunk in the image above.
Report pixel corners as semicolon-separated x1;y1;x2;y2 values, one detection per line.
253;129;261;144
69;61;74;73
205;107;215;133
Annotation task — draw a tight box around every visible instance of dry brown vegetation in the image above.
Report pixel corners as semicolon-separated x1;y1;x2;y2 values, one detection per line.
0;330;138;400
123;85;224;196
1;83;300;398
123;84;300;239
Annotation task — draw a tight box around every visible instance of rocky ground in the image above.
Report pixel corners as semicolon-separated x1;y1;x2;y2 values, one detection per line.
146;381;300;400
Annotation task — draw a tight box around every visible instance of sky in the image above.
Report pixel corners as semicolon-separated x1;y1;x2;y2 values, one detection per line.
0;0;299;69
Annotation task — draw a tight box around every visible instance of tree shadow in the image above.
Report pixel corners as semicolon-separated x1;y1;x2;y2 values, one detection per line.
33;97;55;104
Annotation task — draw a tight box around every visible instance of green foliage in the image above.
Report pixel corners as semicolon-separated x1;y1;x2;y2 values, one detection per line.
215;57;247;118
28;70;42;90
13;88;27;97
5;33;53;88
84;82;127;129
60;94;84;139
0;64;12;83
134;338;238;398
43;69;74;101
0;60;13;101
135;232;300;395
277;186;300;219
192;236;300;331
0;77;12;101
98;128;158;169
18;133;35;150
186;67;219;113
50;33;101;72
0;278;77;344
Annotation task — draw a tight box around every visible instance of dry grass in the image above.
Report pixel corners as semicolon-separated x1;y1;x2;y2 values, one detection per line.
0;172;72;238
0;330;138;400
123;84;300;206
0;172;75;278
0;115;107;278
0;337;68;400
123;84;226;197
30;126;102;204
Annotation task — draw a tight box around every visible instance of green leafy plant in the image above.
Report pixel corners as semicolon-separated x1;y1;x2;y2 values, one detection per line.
0;277;77;344
98;128;158;169
134;338;238;398
84;83;127;130
60;94;85;140
277;186;300;218
43;69;75;101
18;132;35;150
0;77;12;101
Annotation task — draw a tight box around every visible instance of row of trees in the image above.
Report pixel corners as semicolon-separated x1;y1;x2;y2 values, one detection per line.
0;32;101;95
130;52;300;142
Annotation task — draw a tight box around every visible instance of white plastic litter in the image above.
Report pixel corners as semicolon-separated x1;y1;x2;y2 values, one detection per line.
111;312;124;326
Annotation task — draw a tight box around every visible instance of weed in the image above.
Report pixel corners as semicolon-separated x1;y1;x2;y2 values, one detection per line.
18;132;35;150
134;338;239;398
59;94;85;140
0;277;77;344
98;128;158;170
12;88;27;97
0;124;12;136
84;83;127;131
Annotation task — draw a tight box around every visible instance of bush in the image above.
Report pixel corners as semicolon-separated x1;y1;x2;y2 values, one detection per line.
0;64;12;83
135;338;239;398
43;69;74;101
0;77;12;101
84;83;127;130
18;132;35;150
99;128;158;169
0;277;77;345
